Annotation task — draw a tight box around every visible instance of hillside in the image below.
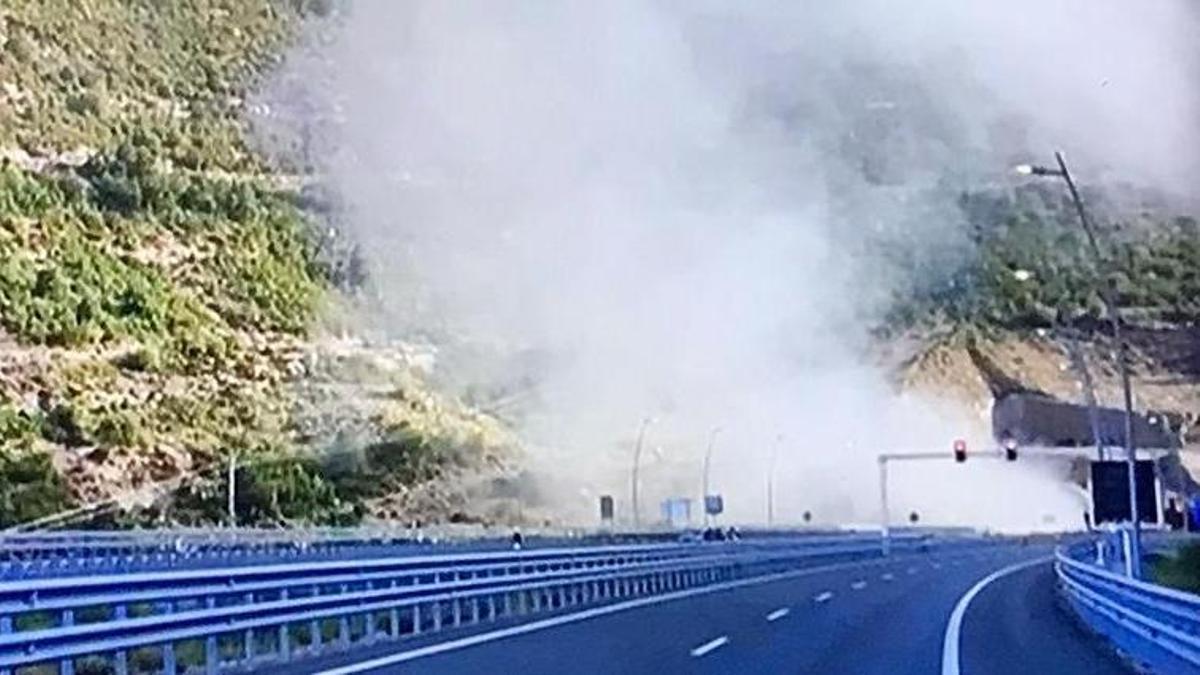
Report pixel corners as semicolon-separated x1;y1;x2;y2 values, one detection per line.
0;0;521;528
2;2;1197;531
886;183;1200;481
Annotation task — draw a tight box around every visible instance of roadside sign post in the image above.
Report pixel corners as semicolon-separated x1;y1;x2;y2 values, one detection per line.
599;495;614;528
704;494;724;523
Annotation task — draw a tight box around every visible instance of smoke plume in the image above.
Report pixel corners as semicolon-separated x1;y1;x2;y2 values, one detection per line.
258;1;1199;530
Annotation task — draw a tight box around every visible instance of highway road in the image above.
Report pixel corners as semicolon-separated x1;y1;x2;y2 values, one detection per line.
280;543;1130;675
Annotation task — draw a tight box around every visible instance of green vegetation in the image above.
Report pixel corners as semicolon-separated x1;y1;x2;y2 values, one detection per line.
0;0;311;169
1151;543;1200;595
885;185;1200;336
0;1;354;526
0;444;72;527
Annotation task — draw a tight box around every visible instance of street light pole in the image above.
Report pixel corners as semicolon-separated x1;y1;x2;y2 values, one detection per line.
1016;152;1142;577
767;434;783;526
631;417;653;529
227;451;237;528
878;456;890;556
702;427;722;527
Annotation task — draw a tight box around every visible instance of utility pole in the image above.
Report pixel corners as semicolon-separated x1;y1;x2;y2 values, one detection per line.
1017;152;1142;577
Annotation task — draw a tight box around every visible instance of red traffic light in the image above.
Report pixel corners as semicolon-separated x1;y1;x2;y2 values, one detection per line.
953;439;967;463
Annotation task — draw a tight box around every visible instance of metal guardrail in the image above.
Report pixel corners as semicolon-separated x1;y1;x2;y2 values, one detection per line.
0;528;912;580
0;533;949;674
1055;540;1200;674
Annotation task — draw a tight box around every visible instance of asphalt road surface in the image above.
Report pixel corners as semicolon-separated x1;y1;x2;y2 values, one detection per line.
287;543;1131;675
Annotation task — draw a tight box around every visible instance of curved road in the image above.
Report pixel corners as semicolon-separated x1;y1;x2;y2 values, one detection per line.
285;544;1129;674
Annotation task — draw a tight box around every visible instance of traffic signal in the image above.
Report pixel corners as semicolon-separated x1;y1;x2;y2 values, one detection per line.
953;439;967;463
1004;438;1018;462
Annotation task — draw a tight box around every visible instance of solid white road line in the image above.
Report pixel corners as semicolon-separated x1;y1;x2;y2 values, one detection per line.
691;636;729;657
814;591;835;603
766;607;790;622
312;556;893;674
850;580;867;590
941;557;1049;675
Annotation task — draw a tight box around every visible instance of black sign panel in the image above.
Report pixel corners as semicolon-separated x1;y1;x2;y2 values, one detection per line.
1090;460;1157;525
599;495;614;521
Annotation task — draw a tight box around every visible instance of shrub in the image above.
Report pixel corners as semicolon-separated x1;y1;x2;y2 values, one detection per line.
0;449;73;528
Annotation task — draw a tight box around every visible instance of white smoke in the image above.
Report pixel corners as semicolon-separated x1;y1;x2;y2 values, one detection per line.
258;0;1198;531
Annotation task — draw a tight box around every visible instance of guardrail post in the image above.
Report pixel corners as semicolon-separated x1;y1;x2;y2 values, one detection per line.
390;607;400;639
452;597;462;627
243;592;255;663
310;617;322;652
204;597;218;675
60;608;75;675
278;589;291;660
113;604;128;675
0;611;9;675
163;642;176;675
471;597;480;623
309;584;322;653
432;602;442;631
362;581;376;644
412;605;422;635
338;585;350;647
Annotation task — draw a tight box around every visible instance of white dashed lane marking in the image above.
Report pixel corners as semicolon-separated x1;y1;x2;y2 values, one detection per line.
851;580;868;590
814;591;835;603
766;608;790;622
691;636;729;657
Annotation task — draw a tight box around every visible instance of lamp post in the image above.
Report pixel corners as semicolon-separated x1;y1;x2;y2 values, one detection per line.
767;434;783;526
630;417;654;529
1016;152;1142;577
227;451;237;528
702;427;722;526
